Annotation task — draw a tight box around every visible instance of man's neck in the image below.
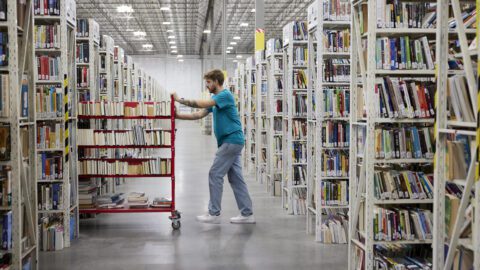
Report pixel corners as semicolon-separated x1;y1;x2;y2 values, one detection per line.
212;86;224;95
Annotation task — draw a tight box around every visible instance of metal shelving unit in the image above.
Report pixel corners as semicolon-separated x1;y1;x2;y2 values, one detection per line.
0;0;39;268
434;0;479;269
245;57;256;174
266;38;284;197
282;21;309;215
309;0;351;243
348;0;437;268
255;51;267;185
34;0;78;252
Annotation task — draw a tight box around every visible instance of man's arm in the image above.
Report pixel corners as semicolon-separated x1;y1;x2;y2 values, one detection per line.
175;109;210;120
171;92;216;109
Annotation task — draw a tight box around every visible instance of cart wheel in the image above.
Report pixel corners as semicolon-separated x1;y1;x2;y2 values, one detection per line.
172;220;181;230
174;210;181;219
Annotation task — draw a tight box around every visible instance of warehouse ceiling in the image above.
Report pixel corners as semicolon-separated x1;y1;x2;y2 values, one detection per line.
75;0;311;56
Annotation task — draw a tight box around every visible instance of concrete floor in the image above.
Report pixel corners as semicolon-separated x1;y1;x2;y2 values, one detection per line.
40;121;347;270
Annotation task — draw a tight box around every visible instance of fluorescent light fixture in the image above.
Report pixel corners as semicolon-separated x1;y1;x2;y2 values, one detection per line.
169;41;176;44
230;42;237;45
160;7;171;11
163;22;172;25
166;29;174;33
236;55;243;59
133;31;146;37
240;22;248;27
233;60;238;62
227;46;233;50
177;55;183;58
171;45;177;49
117;5;133;13
171;50;178;53
226;50;231;53
168;35;175;39
203;29;211;34
178;59;184;62
251;8;255;12
233;36;241;40
142;44;153;49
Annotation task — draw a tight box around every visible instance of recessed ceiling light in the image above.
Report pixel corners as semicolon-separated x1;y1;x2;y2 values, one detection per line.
230;42;237;45
227;46;233;50
251;8;255;12
236;55;243;59
117;5;133;13
163;22;172;25
169;41;176;44
240;22;248;27
133;31;146;37
166;29;174;33
168;35;175;39
160;7;171;11
171;45;177;49
171;50;177;53
203;29;211;34
178;59;184;62
177;55;183;58
233;36;241;40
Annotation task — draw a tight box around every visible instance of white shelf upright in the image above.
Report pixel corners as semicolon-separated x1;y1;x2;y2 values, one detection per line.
34;0;78;252
245;57;256;174
266;38;284;197
282;21;309;215
255;51;267;185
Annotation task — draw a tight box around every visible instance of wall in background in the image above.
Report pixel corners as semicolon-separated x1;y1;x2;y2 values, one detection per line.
132;55;239;99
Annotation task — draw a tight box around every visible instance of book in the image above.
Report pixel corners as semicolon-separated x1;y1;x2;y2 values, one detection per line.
0;32;7;67
323;29;351;52
292;120;307;140
373;207;433;241
320;213;348;244
38;183;63;210
0;166;11;206
0;74;9;117
291;187;307;215
320;150;349;177
39;216;64;251
323;59;350;82
77;128;171;146
36;152;63;180
293;93;307;116
76;66;89;88
36;84;62;118
35;55;60;81
78;158;171;175
36;122;62;149
321;181;348;206
78;101;171;117
34;0;60;16
0;124;9;161
375;1;435;29
34;24;60;49
374;126;434;160
323;86;350;117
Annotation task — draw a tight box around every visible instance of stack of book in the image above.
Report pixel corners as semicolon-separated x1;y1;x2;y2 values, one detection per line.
34;24;60;49
37;152;63;180
36;55;60;80
127;192;148;208
35;84;62;118
151;197;171;208
97;193;124;208
39;216;64;251
34;0;61;16
78;182;96;209
77;128;171;146
320;214;348;244
292;188;307;215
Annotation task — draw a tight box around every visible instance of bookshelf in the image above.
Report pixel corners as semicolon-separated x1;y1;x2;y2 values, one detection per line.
255;51;267;185
309;0;351;243
201;89;212;135
433;0;479;269
246;57;256;174
34;0;78;252
237;62;248;165
306;3;318;237
76;18;100;102
282;21;309;215
77;97;181;230
266;38;284;197
99;35;114;101
0;0;39;268
113;46;125;102
124;55;133;102
349;0;437;268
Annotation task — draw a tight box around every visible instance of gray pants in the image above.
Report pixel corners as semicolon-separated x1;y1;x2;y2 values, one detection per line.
208;143;253;216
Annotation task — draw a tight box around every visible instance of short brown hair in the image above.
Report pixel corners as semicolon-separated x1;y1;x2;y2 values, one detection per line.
203;69;224;85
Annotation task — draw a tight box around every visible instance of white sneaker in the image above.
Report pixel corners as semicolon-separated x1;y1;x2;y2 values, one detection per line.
230;215;256;224
196;213;221;224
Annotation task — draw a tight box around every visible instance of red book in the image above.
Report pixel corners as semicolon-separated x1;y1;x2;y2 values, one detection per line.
43;0;48;15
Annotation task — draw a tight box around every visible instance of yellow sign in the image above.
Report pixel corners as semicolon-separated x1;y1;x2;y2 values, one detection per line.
255;29;265;51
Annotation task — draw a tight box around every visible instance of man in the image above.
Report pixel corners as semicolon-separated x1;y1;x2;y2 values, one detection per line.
171;69;255;224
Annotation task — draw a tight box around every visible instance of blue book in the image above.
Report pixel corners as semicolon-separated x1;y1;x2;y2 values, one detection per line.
390;38;397;70
52;183;59;209
21;77;29;117
400;37;406;69
2;211;12;250
70;215;75;240
411;127;422;158
41;153;46;179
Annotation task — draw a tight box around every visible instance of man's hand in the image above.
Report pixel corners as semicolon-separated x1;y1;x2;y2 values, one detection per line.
171;91;179;102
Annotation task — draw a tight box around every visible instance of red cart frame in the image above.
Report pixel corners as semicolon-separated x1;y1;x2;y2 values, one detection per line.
78;96;180;229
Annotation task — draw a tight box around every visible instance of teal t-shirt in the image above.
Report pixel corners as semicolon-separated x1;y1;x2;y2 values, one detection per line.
207;89;245;147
